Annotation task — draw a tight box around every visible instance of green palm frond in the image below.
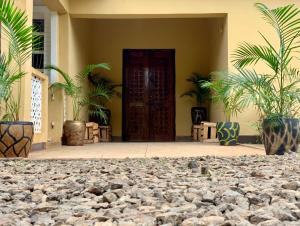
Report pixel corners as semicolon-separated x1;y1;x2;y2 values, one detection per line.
227;69;278;116
201;74;240;121
46;65;80;98
181;73;210;105
0;0;39;66
232;3;300;71
255;3;300;48
228;3;300;120
45;65;74;87
89;108;108;124
89;85;112;100
47;63;111;121
0;0;38;120
77;63;111;81
232;42;279;71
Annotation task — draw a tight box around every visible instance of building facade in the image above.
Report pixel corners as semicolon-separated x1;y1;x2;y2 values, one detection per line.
10;0;300;147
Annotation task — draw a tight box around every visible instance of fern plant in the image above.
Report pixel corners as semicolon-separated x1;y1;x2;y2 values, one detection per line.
46;63;112;122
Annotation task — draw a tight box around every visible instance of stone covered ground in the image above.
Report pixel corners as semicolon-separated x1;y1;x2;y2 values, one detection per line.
1;156;300;226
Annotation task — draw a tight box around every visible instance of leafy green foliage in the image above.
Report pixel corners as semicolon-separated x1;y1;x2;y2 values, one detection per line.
46;64;112;121
88;72;122;99
181;73;210;106
201;72;241;122
0;0;39;121
229;3;300;123
88;71;122;124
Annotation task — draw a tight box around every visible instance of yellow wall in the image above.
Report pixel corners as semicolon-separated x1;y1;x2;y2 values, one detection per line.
45;0;300;141
11;0;33;122
208;17;228;123
48;16;92;143
90;18;224;137
69;19;91;122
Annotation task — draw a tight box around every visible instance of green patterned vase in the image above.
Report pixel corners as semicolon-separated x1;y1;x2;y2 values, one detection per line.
216;122;240;146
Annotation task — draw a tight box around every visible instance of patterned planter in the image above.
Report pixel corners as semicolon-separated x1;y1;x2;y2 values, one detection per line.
262;118;299;155
191;107;207;125
62;120;86;146
0;121;34;158
216;122;240;146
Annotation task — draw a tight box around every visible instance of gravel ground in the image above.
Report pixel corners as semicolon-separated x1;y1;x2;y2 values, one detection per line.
0;155;300;226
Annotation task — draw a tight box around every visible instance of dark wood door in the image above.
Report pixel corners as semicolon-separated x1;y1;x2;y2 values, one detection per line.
123;49;175;141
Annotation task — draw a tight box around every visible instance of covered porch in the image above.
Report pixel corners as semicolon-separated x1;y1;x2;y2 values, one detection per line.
40;0;266;148
47;15;229;143
29;142;264;159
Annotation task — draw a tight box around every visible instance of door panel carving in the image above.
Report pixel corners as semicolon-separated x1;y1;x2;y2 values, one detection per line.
123;50;175;141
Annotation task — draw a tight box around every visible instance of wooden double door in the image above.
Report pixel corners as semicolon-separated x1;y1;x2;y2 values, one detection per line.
123;49;175;142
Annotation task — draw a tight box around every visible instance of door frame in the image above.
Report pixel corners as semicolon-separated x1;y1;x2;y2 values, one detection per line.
122;49;176;142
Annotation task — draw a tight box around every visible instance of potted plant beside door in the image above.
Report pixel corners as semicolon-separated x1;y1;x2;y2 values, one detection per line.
88;73;121;126
181;73;211;124
228;3;300;155
0;0;39;158
46;64;111;146
202;74;241;146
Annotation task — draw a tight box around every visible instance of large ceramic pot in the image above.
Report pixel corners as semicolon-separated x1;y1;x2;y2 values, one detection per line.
216;121;240;146
262;118;299;155
89;109;111;126
0;121;34;158
62;120;86;146
191;107;207;125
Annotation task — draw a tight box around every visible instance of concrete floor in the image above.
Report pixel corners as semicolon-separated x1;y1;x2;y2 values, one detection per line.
29;142;265;159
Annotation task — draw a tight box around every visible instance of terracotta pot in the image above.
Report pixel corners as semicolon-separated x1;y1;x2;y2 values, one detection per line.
262;118;299;155
191;107;207;125
62;120;86;146
216;121;240;146
0;121;34;158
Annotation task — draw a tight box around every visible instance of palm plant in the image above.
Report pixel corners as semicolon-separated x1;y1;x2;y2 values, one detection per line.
201;72;241;122
0;0;39;121
229;3;300;123
46;63;112;122
201;73;242;146
88;74;121;125
88;74;122;98
181;73;210;106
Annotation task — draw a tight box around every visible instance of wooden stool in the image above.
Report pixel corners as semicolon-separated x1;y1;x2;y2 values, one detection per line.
192;122;218;143
99;125;112;142
85;122;99;144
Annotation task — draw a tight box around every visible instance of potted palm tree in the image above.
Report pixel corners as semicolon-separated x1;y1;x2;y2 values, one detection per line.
46;64;111;146
0;0;38;158
202;73;241;146
229;3;300;155
88;74;121;126
181;73;210;124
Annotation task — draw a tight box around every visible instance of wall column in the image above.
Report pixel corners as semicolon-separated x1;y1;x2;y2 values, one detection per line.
47;13;71;143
